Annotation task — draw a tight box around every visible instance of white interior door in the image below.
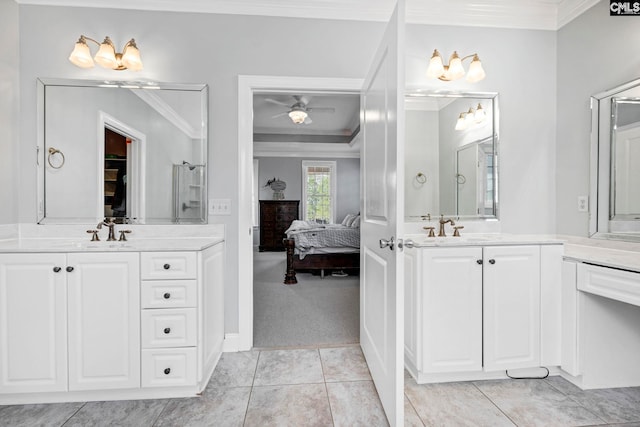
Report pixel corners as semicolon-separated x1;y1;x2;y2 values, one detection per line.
360;1;405;425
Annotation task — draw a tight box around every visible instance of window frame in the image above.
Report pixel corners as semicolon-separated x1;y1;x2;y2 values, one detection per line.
301;160;337;223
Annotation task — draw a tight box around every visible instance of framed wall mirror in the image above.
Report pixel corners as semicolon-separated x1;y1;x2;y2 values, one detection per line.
37;78;208;224
404;91;499;221
590;77;640;240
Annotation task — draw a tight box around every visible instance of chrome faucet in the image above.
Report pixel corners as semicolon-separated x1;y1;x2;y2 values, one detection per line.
438;215;455;237
97;218;117;241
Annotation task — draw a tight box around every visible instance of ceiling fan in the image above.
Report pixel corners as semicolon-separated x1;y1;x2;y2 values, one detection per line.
265;95;335;124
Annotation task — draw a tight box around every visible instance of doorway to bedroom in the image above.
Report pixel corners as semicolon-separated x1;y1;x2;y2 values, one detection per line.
251;90;362;348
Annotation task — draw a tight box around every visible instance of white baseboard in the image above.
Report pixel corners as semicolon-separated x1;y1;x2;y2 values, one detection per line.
223;333;240;352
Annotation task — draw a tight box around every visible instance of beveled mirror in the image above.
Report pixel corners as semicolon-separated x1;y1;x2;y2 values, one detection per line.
404;91;499;221
590;78;640;240
37;78;208;224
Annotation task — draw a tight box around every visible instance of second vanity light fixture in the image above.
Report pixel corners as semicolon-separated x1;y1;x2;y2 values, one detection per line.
426;50;485;83
455;103;486;130
69;35;143;71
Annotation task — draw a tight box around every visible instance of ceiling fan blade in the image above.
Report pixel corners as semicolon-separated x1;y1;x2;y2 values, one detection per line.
307;107;335;113
264;98;291;107
297;95;311;105
271;111;289;118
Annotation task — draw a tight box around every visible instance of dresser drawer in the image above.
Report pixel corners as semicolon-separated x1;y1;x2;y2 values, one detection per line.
577;263;640;307
141;280;197;309
141;308;197;348
141;252;197;280
141;347;196;387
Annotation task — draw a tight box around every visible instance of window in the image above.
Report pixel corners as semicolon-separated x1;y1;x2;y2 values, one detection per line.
302;160;336;223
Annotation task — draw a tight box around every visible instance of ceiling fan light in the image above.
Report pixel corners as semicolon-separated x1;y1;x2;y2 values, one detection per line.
466;54;486;83
94;37;118;69
426;49;445;79
288;109;308;124
69;37;94;68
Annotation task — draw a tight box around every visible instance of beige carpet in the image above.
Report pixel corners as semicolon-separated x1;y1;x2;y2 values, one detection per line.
253;250;360;348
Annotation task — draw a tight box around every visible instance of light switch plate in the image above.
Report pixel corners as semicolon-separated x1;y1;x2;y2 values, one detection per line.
209;199;231;215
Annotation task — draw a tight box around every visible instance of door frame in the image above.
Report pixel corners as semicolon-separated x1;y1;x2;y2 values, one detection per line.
237;75;363;350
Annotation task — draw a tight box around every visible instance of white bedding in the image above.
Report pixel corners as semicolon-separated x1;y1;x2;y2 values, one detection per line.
285;220;360;259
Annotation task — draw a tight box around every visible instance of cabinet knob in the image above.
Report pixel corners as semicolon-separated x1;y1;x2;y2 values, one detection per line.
53;266;62;272
163;292;171;299
476;259;483;265
164;368;171;375
164;327;171;334
66;266;74;272
163;264;171;270
489;259;496;265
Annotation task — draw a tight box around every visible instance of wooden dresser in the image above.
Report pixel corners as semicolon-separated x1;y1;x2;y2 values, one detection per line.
259;200;299;252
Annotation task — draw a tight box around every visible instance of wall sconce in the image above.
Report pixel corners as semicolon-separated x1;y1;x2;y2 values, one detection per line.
69;35;143;71
426;49;485;83
455;103;486;130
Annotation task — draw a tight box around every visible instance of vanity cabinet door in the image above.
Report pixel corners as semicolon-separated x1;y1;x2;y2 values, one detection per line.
0;254;68;394
483;245;540;371
67;252;140;391
420;247;483;373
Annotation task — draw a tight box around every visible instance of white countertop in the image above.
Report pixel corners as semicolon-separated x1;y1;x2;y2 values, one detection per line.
406;233;563;247
562;235;640;272
0;237;224;253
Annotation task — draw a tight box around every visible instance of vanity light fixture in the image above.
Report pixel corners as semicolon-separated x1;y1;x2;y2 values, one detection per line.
69;35;143;71
455;103;487;131
426;49;486;83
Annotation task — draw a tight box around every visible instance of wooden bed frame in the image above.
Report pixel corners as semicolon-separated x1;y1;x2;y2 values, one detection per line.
283;238;359;284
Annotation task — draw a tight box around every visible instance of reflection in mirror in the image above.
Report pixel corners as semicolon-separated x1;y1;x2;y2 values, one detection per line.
591;78;640;240
404;92;498;221
37;78;208;224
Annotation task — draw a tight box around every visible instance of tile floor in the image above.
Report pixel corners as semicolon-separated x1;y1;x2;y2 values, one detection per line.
1;345;640;426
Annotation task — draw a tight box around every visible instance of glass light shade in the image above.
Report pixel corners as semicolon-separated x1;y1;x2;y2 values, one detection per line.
69;41;94;68
464;108;475;126
94;38;118;69
289;110;308;124
455;113;467;130
474;104;486;122
426;49;445;79
121;41;143;71
466;55;486;83
447;52;465;80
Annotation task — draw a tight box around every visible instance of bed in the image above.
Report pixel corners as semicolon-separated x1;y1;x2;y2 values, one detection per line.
283;217;360;284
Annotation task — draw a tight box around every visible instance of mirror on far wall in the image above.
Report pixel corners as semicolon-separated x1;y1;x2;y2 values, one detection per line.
37;78;208;224
404;91;499;222
590;77;640;241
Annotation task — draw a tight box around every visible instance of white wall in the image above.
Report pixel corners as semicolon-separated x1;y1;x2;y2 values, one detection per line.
17;5;382;334
256;156;360;223
406;23;557;234
556;0;640;236
405;110;439;217
0;0;19;224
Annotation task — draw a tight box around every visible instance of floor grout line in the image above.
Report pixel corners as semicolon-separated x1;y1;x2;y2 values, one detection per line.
471;381;519;427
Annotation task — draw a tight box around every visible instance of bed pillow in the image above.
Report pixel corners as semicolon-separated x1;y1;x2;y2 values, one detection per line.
341;214;355;226
349;215;360;228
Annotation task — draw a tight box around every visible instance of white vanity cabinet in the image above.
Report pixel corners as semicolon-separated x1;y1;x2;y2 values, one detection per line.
0;252;139;394
406;243;561;383
0;240;225;404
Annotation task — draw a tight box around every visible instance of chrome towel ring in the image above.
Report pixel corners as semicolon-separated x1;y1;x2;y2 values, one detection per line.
456;173;467;184
47;147;65;169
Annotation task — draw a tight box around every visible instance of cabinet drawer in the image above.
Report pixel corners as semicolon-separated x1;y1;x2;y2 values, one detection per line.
577;263;640;307
141;252;197;280
141;308;197;348
141;348;196;387
141;280;197;309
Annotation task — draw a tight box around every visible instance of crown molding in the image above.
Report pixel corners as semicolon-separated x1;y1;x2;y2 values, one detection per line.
15;0;598;30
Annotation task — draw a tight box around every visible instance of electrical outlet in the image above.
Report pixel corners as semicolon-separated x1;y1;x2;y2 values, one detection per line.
577;196;588;212
209;199;231;215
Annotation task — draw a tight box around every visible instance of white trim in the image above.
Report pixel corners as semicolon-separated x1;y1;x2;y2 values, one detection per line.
254;141;360;158
301;160;337;223
222;333;240;352
16;0;597;30
131;90;200;139
237;75;363;351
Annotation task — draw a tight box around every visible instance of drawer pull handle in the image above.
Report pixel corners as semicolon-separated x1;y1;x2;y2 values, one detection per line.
488;259;496;265
163;264;171;270
164;327;171;334
163;292;171;299
476;259;483;265
53;266;62;272
66;266;74;272
164;368;171;375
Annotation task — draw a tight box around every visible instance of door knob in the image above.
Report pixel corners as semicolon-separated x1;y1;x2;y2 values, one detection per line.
379;237;395;250
397;239;415;250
